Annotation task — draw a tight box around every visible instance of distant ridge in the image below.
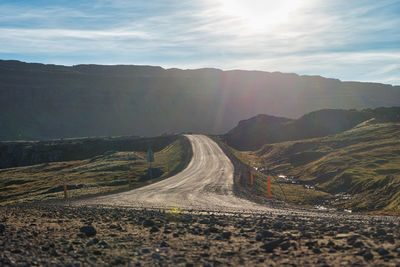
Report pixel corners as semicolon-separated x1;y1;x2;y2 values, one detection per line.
0;59;399;140
226;107;400;150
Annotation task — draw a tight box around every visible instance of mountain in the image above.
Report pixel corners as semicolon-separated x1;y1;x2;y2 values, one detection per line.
1;59;400;140
226;107;400;150
225;114;293;150
245;121;400;213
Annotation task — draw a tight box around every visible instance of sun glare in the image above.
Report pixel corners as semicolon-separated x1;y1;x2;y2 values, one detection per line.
218;0;303;32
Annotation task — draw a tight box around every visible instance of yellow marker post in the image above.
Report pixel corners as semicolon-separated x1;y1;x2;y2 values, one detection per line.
267;177;271;197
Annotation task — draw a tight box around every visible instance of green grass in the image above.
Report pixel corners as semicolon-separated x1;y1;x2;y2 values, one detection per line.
249;171;335;207
0;136;191;204
240;122;400;213
215;137;336;207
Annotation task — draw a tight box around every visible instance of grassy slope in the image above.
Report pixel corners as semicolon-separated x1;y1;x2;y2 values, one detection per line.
0;136;191;204
256;174;334;207
213;136;334;207
241;121;400;213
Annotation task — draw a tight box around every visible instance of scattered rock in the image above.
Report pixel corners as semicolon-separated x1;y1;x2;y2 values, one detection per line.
141;248;150;254
357;248;374;261
302;232;313;239
160;241;169;247
347;235;359;245
376;247;389;256
260;238;283;253
221;231;232;239
80;225;97;237
273;222;283;230
256;230;274;241
98;240;110;248
313;248;322;254
152;253;161;260
280;241;291;251
364;251;374;261
143;219;154;227
353;241;364;248
1;204;399;266
86;238;99;247
150;226;159;233
208;226;220;233
376;228;386;236
384;235;395;244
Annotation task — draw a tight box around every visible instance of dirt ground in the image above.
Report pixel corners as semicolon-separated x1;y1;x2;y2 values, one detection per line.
1;204;400;266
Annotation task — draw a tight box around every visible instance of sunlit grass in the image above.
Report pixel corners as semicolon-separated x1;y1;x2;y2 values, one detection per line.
252;172;334;207
239;122;400;213
0;137;190;204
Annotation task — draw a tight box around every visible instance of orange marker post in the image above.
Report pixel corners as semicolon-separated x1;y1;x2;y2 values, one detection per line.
267;177;271;197
250;172;254;185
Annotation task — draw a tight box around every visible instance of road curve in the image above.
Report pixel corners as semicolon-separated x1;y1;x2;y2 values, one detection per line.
76;135;400;222
81;134;269;212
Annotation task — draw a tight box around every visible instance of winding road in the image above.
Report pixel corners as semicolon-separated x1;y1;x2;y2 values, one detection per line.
82;135;268;211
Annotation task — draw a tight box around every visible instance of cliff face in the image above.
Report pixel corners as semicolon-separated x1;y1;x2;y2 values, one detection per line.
1;60;399;140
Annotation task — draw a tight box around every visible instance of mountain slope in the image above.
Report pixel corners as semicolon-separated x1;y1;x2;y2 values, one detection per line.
226;107;400;150
1;59;400;140
243;121;400;212
225;114;293;150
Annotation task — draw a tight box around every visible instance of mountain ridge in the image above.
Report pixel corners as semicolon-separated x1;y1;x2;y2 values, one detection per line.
226;107;400;150
4;59;400;86
1;59;399;140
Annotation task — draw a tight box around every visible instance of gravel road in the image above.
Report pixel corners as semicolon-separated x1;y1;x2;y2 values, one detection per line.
79;135;270;212
78;134;400;220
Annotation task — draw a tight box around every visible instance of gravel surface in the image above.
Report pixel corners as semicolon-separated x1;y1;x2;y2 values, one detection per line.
79;135;272;211
1;204;400;266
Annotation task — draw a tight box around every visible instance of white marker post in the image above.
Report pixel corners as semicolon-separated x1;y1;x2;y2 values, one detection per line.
147;147;154;180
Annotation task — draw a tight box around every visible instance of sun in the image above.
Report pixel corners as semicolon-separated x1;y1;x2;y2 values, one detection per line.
218;0;303;32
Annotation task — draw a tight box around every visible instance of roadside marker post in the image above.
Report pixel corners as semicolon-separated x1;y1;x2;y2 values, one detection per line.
250;172;254;185
267;177;271;198
63;177;68;199
128;172;132;189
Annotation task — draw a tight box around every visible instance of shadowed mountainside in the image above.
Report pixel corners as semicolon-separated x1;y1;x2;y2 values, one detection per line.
1;59;399;140
226;107;400;150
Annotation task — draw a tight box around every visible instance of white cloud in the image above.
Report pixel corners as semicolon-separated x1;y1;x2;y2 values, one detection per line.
0;0;399;85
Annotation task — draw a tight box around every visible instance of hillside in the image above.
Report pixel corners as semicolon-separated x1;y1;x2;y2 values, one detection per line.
1;59;400;140
242;121;400;213
0;135;192;204
226;107;400;150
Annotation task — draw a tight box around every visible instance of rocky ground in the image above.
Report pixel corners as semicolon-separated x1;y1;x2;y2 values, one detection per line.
0;204;400;266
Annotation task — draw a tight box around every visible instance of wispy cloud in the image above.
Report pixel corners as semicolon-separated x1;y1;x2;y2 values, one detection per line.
0;0;399;84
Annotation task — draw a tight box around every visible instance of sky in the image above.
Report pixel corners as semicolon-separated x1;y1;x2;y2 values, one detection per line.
0;0;399;85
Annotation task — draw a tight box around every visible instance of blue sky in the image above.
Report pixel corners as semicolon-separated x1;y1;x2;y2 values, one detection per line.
0;0;399;85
